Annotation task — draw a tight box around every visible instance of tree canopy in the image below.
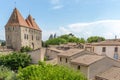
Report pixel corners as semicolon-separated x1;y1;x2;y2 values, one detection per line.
17;62;87;80
87;36;105;43
0;52;31;71
44;34;85;47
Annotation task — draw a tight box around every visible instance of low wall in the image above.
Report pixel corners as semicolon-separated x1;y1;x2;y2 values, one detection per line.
28;48;45;64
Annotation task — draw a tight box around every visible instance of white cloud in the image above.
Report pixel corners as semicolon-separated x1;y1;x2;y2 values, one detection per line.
58;20;120;39
52;5;64;10
50;0;64;10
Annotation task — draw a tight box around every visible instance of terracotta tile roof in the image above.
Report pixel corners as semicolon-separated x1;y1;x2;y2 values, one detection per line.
71;54;105;66
6;8;42;31
92;40;120;46
5;8;29;27
26;15;41;31
96;67;120;80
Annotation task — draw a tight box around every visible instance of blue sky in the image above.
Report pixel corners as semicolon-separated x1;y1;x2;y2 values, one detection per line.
1;0;120;40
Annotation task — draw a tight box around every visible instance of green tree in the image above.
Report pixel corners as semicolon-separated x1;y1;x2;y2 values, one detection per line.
1;41;6;50
0;52;31;71
17;62;87;80
87;36;105;43
20;46;32;53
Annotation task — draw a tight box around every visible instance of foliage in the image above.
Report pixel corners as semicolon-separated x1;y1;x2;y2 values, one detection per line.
0;52;31;71
45;37;67;46
0;66;16;80
17;62;87;80
20;46;32;53
1;41;6;46
45;34;85;46
87;36;105;43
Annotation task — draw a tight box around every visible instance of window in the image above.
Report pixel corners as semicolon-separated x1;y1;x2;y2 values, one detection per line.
77;65;80;70
65;58;68;63
27;34;28;40
114;53;118;59
115;47;118;52
8;36;9;39
24;34;26;39
32;35;33;40
60;57;62;62
102;47;106;52
13;27;14;30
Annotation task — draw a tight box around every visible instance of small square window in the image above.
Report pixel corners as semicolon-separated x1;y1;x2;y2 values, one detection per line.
102;47;106;52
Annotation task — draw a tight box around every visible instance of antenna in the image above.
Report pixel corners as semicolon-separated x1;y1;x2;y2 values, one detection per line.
14;1;16;7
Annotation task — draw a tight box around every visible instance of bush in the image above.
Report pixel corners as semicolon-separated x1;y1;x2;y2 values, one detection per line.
17;62;87;80
0;52;31;71
0;66;16;80
20;46;32;52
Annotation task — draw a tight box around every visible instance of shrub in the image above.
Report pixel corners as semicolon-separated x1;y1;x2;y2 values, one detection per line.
0;52;31;71
17;62;87;80
0;66;16;80
20;46;32;52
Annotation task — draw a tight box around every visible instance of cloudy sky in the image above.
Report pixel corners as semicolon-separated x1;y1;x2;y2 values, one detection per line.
1;0;120;40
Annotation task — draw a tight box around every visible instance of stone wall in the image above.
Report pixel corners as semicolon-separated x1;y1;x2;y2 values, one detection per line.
28;48;44;64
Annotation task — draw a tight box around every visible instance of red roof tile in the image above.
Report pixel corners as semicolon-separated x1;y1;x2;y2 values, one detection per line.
26;15;41;31
5;8;29;27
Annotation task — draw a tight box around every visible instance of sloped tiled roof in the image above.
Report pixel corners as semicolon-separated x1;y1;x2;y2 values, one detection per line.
5;8;29;27
96;67;120;80
6;8;42;31
26;15;41;31
92;40;120;46
58;49;85;57
71;54;105;66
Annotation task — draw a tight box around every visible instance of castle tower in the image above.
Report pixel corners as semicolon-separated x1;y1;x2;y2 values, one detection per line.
5;8;42;50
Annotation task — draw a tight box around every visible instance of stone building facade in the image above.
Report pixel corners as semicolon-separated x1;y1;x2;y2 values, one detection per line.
5;8;42;50
57;49;120;80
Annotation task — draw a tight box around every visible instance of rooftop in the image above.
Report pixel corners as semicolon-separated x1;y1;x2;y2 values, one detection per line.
58;49;85;57
5;8;41;31
71;54;105;66
96;67;120;80
92;40;120;46
47;48;63;53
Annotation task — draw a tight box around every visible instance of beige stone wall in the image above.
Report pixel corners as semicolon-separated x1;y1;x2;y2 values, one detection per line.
93;46;120;59
57;56;71;66
46;48;61;60
5;26;21;50
28;48;43;64
89;57;120;79
6;26;42;51
71;64;89;78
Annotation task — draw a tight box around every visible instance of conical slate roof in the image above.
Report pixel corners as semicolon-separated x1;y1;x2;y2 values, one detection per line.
5;8;29;27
